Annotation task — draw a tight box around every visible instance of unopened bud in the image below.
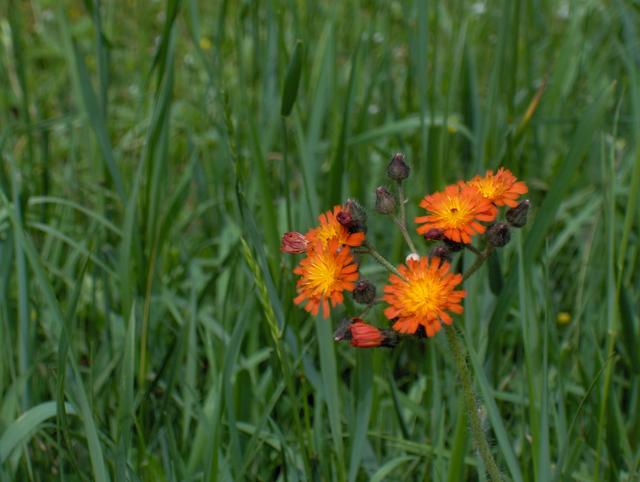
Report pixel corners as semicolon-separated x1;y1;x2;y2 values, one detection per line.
506;199;530;228
429;244;452;262
387;152;410;181
353;279;376;305
349;320;384;348
341;198;368;233
336;210;353;227
375;186;396;214
423;228;445;241
405;253;420;264
443;238;464;252
486;223;511;247
280;232;309;254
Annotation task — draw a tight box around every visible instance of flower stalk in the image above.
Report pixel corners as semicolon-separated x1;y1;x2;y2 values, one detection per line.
445;325;502;481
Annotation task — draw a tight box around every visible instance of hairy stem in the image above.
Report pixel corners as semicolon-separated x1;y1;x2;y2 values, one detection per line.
462;245;494;282
363;241;404;279
394;182;418;253
445;325;502;481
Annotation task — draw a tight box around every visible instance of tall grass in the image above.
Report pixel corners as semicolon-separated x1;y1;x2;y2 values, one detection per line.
0;1;639;480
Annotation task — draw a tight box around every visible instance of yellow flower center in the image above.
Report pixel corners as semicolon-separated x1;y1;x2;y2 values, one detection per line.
315;224;342;245
438;197;473;227
402;276;447;316
471;178;503;200
305;256;340;295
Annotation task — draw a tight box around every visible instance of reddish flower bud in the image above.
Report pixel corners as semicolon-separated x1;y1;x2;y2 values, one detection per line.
387;152;410;181
506;199;530;228
423;228;445;241
280;231;309;254
353;279;376;305
336;210;353;226
343;198;368;233
375;186;396;214
486;223;511;247
429;244;452;262
349;320;384;348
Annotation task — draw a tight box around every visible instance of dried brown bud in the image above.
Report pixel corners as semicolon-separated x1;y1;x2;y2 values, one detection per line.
506;199;530;228
280;231;309;254
486;223;511;247
423;228;445;241
429;244;452;262
342;198;368;233
375;186;396;214
353;279;376;305
336;210;353;227
387;152;410;181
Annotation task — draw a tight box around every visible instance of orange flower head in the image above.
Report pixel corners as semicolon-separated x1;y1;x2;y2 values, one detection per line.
349;319;384;348
383;256;466;336
306;205;365;248
415;184;497;244
293;238;359;318
467;168;528;207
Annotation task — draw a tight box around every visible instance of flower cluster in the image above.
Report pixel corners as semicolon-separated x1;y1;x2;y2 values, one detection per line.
281;153;529;347
282;203;366;318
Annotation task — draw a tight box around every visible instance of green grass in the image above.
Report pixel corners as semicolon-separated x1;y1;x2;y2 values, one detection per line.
1;0;639;480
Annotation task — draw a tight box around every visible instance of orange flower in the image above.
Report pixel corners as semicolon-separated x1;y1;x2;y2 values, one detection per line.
466;168;528;207
293;238;359;318
306;205;365;248
383;256;465;336
415;184;496;244
349;319;384;348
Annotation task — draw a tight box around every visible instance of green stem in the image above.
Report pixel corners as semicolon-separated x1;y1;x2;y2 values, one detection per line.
363;241;405;279
462;245;494;282
392;215;418;254
394;182;418;253
445;325;502;481
465;243;482;256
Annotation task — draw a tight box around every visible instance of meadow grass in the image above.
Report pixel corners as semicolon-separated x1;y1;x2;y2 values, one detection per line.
0;1;639;480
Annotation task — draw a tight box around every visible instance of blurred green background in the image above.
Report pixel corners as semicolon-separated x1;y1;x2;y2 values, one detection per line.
0;0;639;480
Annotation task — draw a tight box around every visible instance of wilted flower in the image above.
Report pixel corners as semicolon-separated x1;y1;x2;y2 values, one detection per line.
280;232;310;254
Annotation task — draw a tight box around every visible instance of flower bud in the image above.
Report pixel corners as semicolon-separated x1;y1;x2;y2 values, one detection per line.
429;244;452;262
486;223;511;247
387;152;410;181
423;228;444;241
353;279;376;305
375;186;396;214
506;199;530;228
405;253;420;263
349;320;384;348
340;198;368;233
280;231;309;254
